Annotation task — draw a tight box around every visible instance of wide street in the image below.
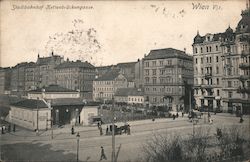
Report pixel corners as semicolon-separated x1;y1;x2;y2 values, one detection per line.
1;113;249;162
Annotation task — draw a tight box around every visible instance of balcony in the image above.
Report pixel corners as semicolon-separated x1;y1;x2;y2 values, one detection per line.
238;75;249;82
201;84;213;90
237;86;250;94
239;63;250;69
204;73;212;79
241;50;250;58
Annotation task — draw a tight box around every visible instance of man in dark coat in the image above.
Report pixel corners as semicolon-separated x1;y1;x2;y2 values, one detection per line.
100;146;107;161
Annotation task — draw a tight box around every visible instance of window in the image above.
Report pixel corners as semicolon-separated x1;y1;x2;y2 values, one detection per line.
145;77;149;83
201;79;204;84
217;89;220;96
201;58;203;64
145;62;149;67
153;97;157;102
160;61;163;66
228;92;232;98
153;61;156;66
195;48;198;54
209;46;212;52
216;66;219;74
168;60;172;65
228;81;232;87
201;68;204;74
153;88;157;91
216;45;218;51
206;46;209;52
217;78;219;85
153;78;157;84
201;47;203;53
145;69;149;76
216;56;219;62
195;58;198;64
207;57;209;63
152;69;156;75
160;69;164;75
210;57;212;63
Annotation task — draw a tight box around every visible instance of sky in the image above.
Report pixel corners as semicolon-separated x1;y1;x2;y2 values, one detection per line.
0;0;247;67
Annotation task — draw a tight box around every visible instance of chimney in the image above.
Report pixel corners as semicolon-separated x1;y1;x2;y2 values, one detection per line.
184;48;186;53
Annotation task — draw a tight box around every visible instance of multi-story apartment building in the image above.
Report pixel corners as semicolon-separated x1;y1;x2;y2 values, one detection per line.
93;69;129;102
36;52;64;88
193;31;224;112
24;62;38;91
193;5;250;114
221;5;250;114
135;59;144;88
143;48;193;111
55;60;95;100
0;67;11;94
10;62;29;95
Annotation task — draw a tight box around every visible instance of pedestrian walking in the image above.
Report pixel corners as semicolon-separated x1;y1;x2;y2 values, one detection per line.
71;126;75;135
1;126;4;134
100;146;107;161
97;122;100;128
106;126;108;135
182;111;184;118
99;126;103;136
173;114;176;120
176;113;179;118
127;124;131;135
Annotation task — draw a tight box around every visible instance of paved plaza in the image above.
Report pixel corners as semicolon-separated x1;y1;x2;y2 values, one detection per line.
1;113;249;162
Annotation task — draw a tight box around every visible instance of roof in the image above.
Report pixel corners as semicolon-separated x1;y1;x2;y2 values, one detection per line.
115;88;144;97
236;8;250;33
37;54;62;65
144;48;192;60
116;62;136;68
50;98;85;106
55;60;95;69
95;69;121;81
29;84;78;93
11;99;48;109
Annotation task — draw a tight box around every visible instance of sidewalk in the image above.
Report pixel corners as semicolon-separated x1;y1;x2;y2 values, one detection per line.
1;116;188;141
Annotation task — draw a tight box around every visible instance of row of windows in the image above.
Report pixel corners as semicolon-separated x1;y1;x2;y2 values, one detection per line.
195;66;220;75
145;77;176;84
94;87;115;91
94;81;114;85
95;93;113;98
195;56;219;64
195;78;221;85
194;45;219;54
144;60;172;67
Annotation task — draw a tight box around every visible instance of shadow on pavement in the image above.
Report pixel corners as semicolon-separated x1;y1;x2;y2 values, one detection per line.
1;142;83;162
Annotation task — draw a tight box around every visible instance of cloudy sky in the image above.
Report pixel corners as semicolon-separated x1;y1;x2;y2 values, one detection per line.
0;0;246;67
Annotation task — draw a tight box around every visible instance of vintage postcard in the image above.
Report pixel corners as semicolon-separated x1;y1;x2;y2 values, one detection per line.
0;0;249;162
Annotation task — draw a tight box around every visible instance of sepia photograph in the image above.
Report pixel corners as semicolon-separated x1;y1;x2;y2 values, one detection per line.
0;0;250;161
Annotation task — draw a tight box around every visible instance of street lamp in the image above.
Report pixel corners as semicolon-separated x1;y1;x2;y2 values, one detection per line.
76;132;80;162
111;97;116;162
36;97;39;135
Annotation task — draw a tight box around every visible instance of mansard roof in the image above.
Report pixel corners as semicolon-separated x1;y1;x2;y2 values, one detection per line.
144;48;192;60
95;69;124;81
55;60;95;69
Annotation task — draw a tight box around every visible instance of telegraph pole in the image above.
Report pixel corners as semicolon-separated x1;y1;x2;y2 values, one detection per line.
111;97;116;162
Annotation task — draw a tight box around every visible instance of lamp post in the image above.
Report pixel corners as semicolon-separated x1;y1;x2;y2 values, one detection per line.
76;132;80;162
36;97;39;135
111;97;116;162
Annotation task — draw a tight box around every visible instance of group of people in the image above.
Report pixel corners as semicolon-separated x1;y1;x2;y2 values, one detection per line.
1;124;15;134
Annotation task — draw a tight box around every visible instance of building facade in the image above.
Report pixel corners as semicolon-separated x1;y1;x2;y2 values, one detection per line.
55;60;95;100
221;6;250;114
93;69;129;101
24;62;38;91
193;31;224;112
36;52;64;88
9;99;52;130
0;67;11;94
193;5;250;114
114;88;144;105
143;48;193;111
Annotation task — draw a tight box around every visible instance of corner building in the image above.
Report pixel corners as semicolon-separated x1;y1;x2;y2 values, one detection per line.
143;48;193;111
